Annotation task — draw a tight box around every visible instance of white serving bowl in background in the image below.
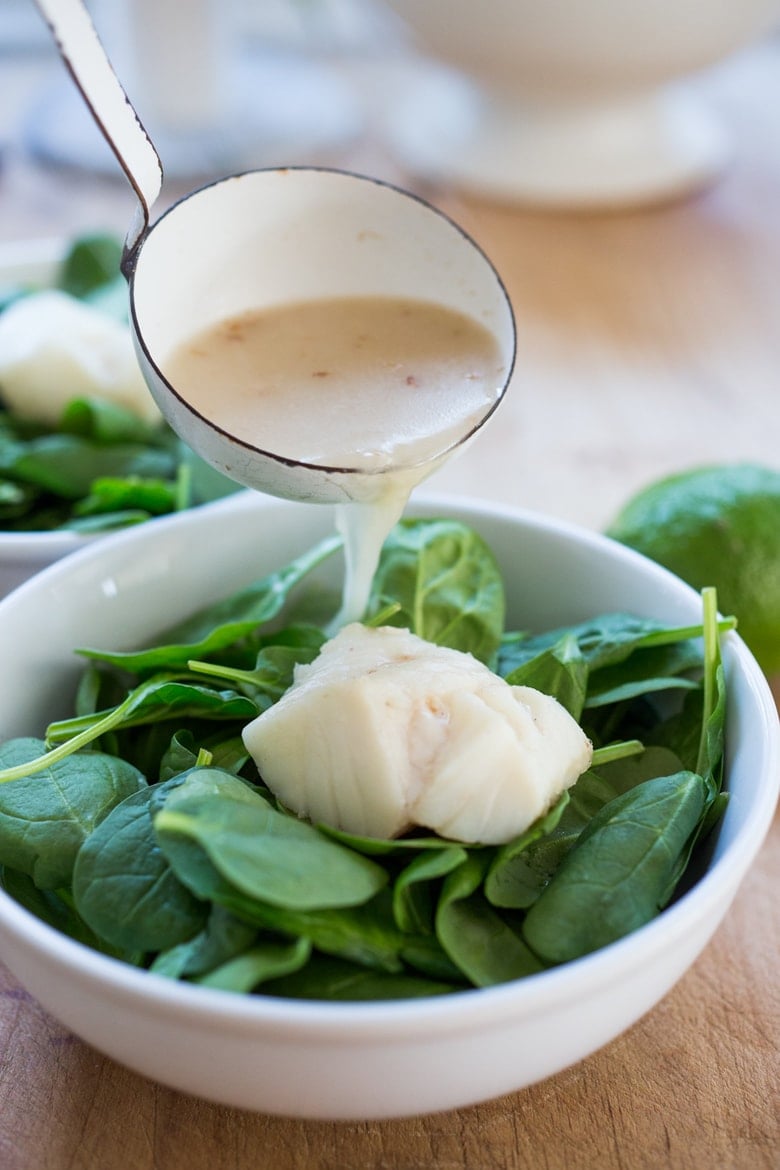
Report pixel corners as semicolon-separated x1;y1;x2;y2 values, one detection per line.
383;0;780;207
0;491;775;1120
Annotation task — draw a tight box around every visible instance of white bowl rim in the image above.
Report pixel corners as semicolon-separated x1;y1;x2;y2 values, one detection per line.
0;490;776;1041
0;529;89;553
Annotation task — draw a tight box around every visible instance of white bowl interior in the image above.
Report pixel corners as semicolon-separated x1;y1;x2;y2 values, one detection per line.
134;170;514;351
0;492;775;1119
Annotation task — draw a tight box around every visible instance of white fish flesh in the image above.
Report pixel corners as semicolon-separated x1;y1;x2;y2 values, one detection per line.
0;290;159;424
242;623;593;845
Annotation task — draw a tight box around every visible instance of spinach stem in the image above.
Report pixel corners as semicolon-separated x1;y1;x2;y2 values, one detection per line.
365;602;402;628
174;462;192;512
696;586;720;777
590;739;645;767
188;659;251;685
0;691;138;784
153;809;197;835
638;615;736;647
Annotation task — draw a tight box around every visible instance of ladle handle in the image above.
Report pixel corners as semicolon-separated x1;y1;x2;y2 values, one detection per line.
34;0;163;275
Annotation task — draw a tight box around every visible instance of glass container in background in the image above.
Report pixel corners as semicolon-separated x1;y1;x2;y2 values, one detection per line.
21;0;380;181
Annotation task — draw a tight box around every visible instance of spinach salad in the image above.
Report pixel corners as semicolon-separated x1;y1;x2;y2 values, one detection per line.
0;234;236;532
0;518;730;1000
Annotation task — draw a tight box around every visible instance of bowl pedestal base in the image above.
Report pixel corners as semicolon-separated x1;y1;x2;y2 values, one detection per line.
386;69;731;208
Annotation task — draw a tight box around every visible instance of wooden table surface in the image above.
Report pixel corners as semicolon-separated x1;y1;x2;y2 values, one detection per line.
0;27;778;1170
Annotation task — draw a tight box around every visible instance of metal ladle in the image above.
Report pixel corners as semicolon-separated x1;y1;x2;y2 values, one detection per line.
35;0;516;506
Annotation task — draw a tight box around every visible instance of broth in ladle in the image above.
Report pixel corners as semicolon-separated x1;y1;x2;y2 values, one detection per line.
164;294;508;622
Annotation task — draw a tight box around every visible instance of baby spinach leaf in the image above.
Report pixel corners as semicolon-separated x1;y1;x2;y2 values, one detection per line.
149;904;258;979
399;933;465;983
263;954;457;1001
235;890;407;973
46;678;257;745
522;771;707;964
0;866;141;961
436;854;543;985
576;747;685;813
154;768;387;911
158;730;205;781
158;729;248;783
498;612;735;678
157;813;405;972
72;785;208;952
73;476;180;518
392;845;468;933
584;675;701;709
59;396;169;446
0;678;254;784
153;808;228;898
504;633;588;719
77;535;341;676
645;689;705;772
57;233;123;300
484;794;570;909
3;435;176;499
0;738;146;888
187;624;326;707
499;614;663;676
584;640;705;706
194;936;312;993
484;748;684;911
319;825;469;856
368;519;504;664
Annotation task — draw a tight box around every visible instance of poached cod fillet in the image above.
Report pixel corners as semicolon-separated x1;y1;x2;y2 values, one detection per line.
243;623;593;845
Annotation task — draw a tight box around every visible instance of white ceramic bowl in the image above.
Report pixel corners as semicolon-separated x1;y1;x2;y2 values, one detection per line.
0;491;776;1120
384;0;780;206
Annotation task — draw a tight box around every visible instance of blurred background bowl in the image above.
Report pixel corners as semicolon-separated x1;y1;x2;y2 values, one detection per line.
383;0;780;206
0;491;775;1119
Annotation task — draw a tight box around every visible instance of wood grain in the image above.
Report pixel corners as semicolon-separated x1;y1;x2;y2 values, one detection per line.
0;31;778;1170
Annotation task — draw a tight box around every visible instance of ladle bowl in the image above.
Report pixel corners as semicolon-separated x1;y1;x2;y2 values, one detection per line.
128;167;516;505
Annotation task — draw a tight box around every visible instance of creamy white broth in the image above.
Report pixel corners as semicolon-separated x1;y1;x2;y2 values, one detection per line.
164;295;507;621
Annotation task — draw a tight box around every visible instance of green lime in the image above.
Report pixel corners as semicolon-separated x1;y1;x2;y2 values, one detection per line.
606;463;780;674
